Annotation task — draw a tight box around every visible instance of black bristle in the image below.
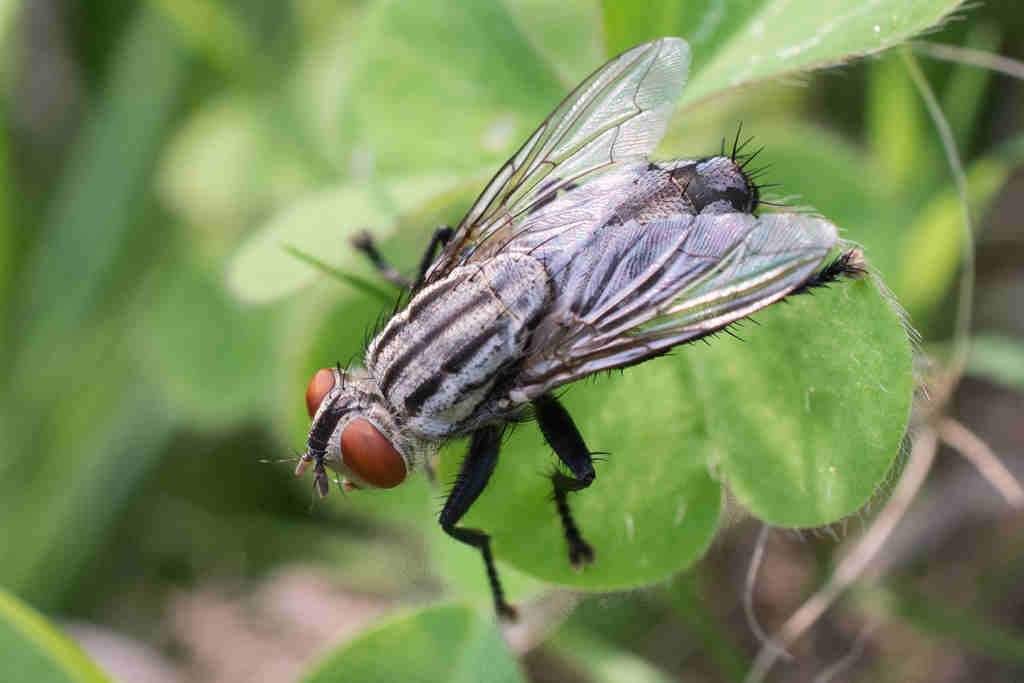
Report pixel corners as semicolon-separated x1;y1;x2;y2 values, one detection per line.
790;249;867;297
739;145;765;169
734;135;755;159
731;123;743;160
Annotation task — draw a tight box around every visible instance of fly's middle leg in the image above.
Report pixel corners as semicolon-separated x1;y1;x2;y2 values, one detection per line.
534;394;597;568
351;225;454;290
438;425;517;620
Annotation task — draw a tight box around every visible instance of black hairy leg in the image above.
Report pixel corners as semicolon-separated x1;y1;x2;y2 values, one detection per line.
438;425;517;620
351;225;454;290
533;394;598;569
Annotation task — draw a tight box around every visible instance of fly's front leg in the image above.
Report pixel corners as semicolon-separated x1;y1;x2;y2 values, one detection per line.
439;425;517;620
351;225;454;290
533;394;597;568
410;225;454;291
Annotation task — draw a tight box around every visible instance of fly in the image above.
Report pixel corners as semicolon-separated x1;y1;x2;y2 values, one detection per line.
296;37;865;619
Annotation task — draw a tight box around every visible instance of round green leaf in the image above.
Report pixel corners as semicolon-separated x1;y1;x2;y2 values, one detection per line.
438;274;912;588
702;276;914;526
302;604;524;683
441;361;722;590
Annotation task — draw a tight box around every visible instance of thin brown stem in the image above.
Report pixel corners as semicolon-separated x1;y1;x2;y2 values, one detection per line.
744;429;939;683
938;417;1024;509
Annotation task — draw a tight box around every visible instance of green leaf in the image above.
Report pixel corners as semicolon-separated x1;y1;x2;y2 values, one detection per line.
441;361;723;590
0;114;9;347
150;0;259;79
877;587;1024;665
867;53;932;193
0;588;111;683
603;0;961;108
700;276;914;526
302;604;525;683
0;0;19;72
157;94;305;238
133;260;280;429
441;275;912;588
265;0;923;598
0;7;187;609
940;23;1001;155
11;8;189;363
965;333;1024;391
227;175;456;302
553;630;677;683
336;0;570;178
898;153;1020;317
498;0;604;85
281;245;395;304
0;348;175;607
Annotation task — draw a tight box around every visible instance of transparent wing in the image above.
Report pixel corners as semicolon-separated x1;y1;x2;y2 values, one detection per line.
424;37;690;283
516;213;840;398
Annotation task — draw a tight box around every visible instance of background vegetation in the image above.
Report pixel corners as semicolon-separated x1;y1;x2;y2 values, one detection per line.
1;1;1022;681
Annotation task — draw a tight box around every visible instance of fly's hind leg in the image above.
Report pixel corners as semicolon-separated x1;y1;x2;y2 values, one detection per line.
439;425;517;620
351;225;454;290
534;394;597;568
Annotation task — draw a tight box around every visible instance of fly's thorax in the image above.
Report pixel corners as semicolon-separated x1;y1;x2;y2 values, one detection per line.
663;156;759;214
365;253;552;439
303;367;433;491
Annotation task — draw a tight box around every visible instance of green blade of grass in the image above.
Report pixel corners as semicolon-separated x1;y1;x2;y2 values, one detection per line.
282;244;395;305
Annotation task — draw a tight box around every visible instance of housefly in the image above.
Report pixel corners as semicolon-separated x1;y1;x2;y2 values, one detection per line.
297;37;864;619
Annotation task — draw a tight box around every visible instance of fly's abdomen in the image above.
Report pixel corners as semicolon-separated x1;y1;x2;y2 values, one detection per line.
367;253;551;437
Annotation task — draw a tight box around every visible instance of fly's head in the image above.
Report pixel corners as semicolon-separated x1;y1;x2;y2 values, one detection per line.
669;155;760;215
298;366;410;496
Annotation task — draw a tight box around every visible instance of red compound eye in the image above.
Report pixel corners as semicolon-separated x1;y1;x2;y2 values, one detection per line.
305;368;336;418
341;419;406;489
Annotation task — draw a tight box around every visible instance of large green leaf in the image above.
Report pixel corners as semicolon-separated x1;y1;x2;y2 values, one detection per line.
606;0;962;108
699;277;913;525
440;274;912;588
302;604;525;683
441;363;722;590
0;589;110;683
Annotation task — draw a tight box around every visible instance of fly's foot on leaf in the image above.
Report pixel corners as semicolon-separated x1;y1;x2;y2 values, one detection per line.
497;601;520;622
569;538;595;570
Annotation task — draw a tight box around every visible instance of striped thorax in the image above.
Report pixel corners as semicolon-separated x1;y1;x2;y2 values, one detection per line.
301;252;553;490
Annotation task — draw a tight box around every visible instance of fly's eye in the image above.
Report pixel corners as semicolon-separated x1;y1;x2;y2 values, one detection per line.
341;419;406;488
305;368;336;418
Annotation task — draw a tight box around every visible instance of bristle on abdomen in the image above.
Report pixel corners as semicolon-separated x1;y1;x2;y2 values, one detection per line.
791;248;867;296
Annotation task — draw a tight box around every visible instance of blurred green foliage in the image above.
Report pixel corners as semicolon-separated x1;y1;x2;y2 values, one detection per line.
302;604;526;683
2;1;1023;681
0;588;110;683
